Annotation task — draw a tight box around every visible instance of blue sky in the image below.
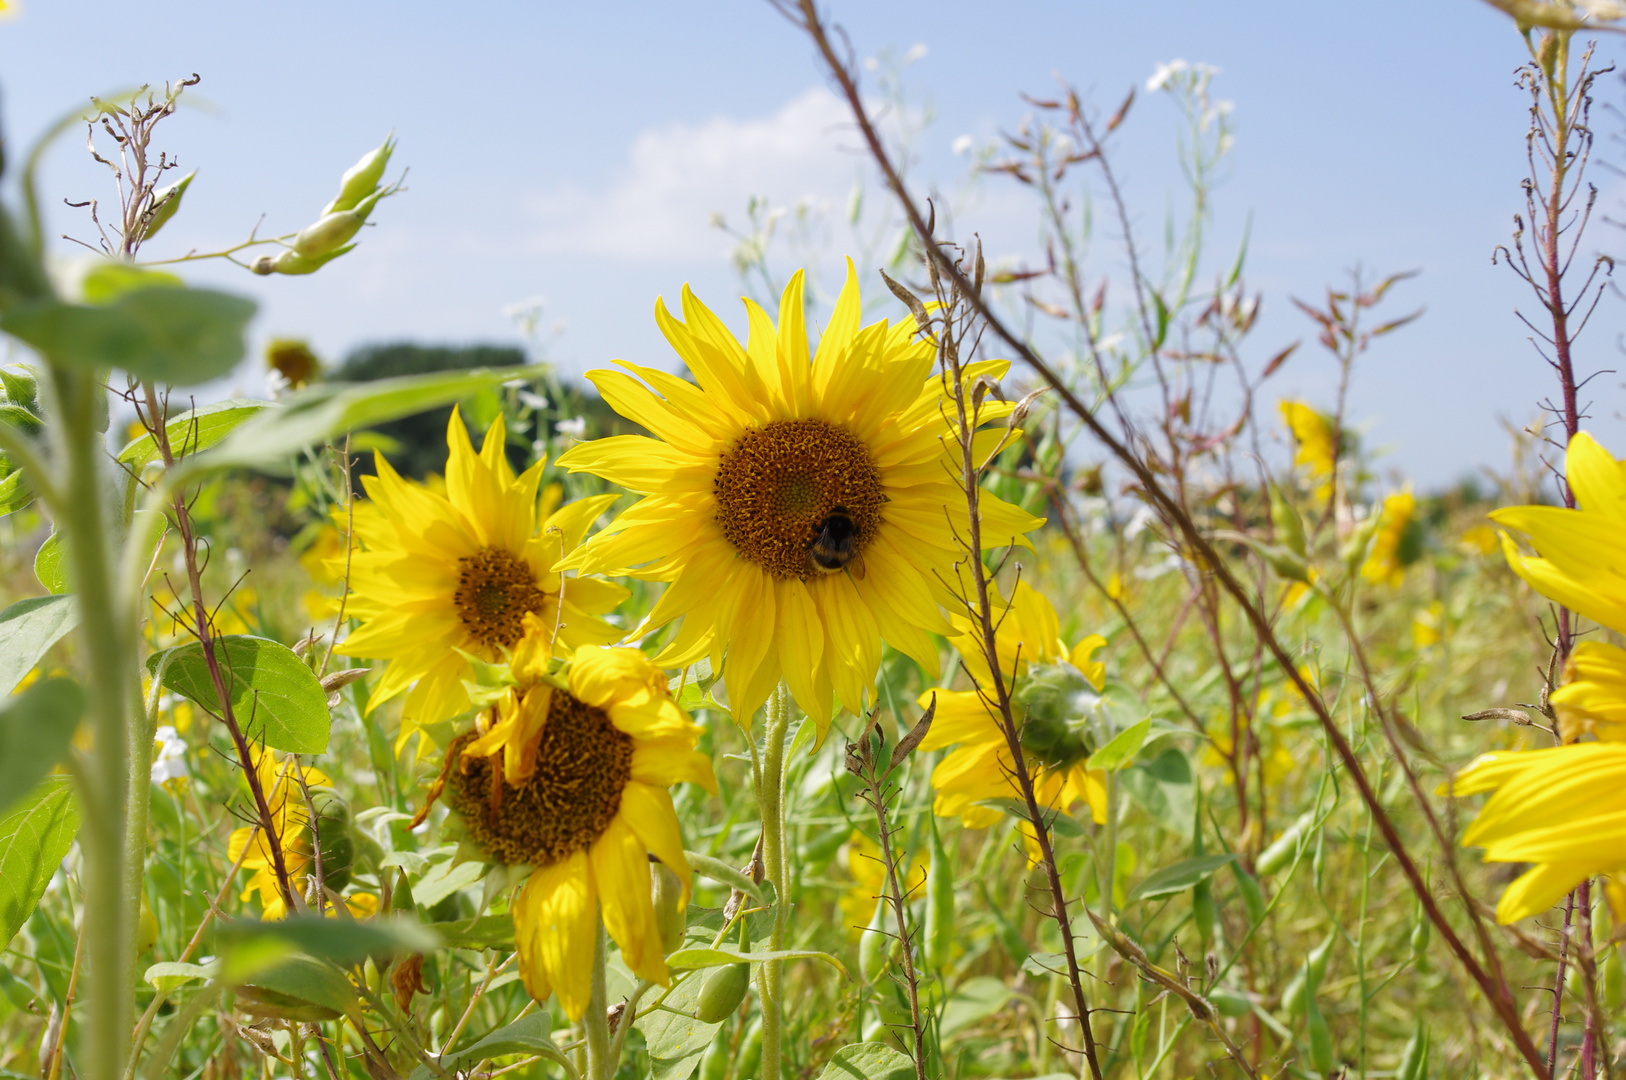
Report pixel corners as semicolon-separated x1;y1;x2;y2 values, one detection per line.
2;1;1622;487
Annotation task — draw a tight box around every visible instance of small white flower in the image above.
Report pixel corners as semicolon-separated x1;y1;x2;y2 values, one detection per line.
555;415;587;440
904;43;929;64
951;134;974;156
1146;58;1187;92
517;390;550;411
151;725;188;784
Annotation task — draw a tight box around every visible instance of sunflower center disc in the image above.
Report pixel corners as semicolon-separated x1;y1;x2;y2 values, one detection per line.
454;547;545;650
712;418;885;580
446;692;633;866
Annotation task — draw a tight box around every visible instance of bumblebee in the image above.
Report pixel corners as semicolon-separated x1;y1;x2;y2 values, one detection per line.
806;505;865;579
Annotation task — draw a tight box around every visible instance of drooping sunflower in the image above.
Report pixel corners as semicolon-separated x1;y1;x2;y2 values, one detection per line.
228;748;329;920
439;633;715;1019
1451;742;1626;923
337;408;629;755
556;262;1044;735
918;579;1108;847
1491;430;1626;634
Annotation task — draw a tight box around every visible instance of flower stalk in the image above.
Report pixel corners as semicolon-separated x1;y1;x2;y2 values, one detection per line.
755;681;792;1080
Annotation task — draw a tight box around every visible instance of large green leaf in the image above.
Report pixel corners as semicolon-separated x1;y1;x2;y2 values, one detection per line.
0;777;79;950
409;1013;569;1080
815;1043;917;1080
638;968;724;1080
0;469;32;517
217;915;439;976
233;953;355;1021
1121;747;1195;835
941;975;1013;1037
180;364;546;477
1127;853;1237;903
1087;717;1151;772
0;678;84;814
149;635;329;754
118;398;269;473
0;594;78;695
423;914;514;950
1;286;256;386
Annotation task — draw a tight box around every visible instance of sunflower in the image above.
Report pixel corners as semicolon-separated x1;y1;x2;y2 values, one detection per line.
1361;487;1419;588
556;262;1043;736
1549;641;1626;742
1279;400;1337;496
441;635;715;1019
227;748;329;920
1452;742;1626;923
1491;431;1626;634
336;408;629;756
918;580;1108;846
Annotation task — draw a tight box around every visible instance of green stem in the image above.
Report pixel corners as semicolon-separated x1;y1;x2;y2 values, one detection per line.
756;683;791;1080
583;919;612;1080
50;365;140;1080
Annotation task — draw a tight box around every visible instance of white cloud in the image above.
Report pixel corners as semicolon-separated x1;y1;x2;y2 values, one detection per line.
524;87;859;262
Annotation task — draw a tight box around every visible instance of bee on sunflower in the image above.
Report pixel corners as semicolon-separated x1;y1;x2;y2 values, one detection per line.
556;260;1043;737
918;579;1109;853
336;408;629;757
423;614;715;1020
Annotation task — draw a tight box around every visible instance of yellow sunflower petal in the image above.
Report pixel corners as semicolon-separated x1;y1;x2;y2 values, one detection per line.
514;850;597;1021
590;817;668;986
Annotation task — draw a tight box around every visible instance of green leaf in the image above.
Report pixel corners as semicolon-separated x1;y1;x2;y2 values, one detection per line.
217;915;439;975
78;260;183;304
1127;853;1237;902
117;398;269;473
941;975;1014;1037
182;365;548;477
33;532;66;594
233;953;355;1020
149;635;329;754
0;678;84;814
409;1014;569;1080
0;594;78;695
815;1042;916;1080
423;914;515;950
1087;717;1151;772
1121;747;1195;835
143;961;214;994
665;946;848;981
2;287;256;385
0;403;41;436
637;969;724;1080
686;850;765;905
411;854;486;909
0;366;37;409
0;469;31;517
0;777;79;950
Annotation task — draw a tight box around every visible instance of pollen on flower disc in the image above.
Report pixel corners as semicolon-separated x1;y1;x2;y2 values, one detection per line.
712;418;885;580
446;691;633;866
454;547;546;650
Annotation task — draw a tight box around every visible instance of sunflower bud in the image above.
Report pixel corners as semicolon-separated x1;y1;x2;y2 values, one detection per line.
294;188;386;259
1013;662;1096;768
143;170;194;241
323;134;395;215
651;857;687;953
310;787;354;891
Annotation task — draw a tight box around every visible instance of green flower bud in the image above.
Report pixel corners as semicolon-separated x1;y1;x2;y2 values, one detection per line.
269;244;354;276
651;857;687;953
1014;662;1096;768
294;189;386;259
1268;480;1307;559
694;961;750;1024
143;170;194;242
323;134;395;216
311;787;354;892
136;896;158;955
1408;910;1430;968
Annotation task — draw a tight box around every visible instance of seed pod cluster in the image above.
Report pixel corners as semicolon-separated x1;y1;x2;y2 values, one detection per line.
255;134;396;276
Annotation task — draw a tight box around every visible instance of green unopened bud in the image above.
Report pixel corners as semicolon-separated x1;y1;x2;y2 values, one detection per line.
1339;514;1381;572
268;244;354;276
1259;542;1311;584
651;858;687;953
1013;662;1096;768
294;189;385;259
323;134;395;216
136;896;158;955
143;170;194;241
311;787;354;891
1268;481;1307;559
390;868;417;915
694;961;750;1023
1408;910;1430;967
